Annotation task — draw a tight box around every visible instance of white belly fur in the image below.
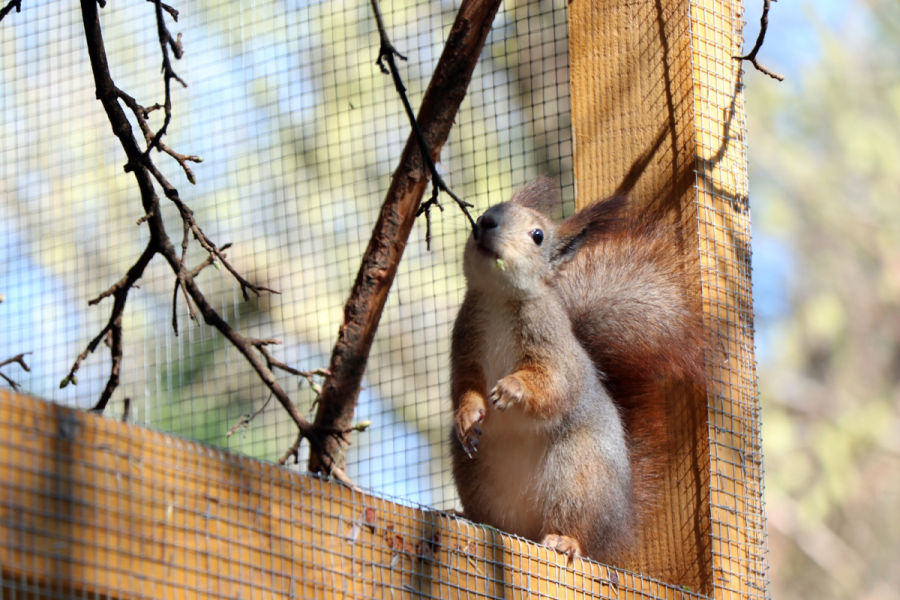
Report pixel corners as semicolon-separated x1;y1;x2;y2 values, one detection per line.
475;305;551;541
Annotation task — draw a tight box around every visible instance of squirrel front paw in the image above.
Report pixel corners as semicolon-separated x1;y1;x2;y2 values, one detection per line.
541;534;583;563
489;374;528;411
455;406;485;458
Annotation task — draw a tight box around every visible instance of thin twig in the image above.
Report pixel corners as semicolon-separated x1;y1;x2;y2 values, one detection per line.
0;372;19;389
61;242;156;414
147;0;178;21
122;397;131;423
118;89;202;183
251;339;330;384
146;0;187;155
163;186;280;300
369;0;476;247
734;0;784;81
227;392;274;437
172;242;231;334
251;340;331;411
0;0;22;23
279;433;304;465
117;59;268;300
119;5;275;300
0;352;31;390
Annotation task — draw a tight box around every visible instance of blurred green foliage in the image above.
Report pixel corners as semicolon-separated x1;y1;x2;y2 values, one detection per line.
748;1;900;597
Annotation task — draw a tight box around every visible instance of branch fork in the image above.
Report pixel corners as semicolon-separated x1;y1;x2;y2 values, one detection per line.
369;0;476;250
734;0;784;81
0;352;31;390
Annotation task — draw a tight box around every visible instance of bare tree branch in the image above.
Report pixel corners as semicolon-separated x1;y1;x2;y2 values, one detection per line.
251;339;330;384
145;0;187;155
369;0;476;249
75;0;355;480
117;89;202;183
734;0;784;81
61;241;156;415
0;0;22;23
0;352;31;390
307;0;504;475
227;392;274;437
172;242;231;334
147;0;178;21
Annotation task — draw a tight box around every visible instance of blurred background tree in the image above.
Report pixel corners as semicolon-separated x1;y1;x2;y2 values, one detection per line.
747;1;900;598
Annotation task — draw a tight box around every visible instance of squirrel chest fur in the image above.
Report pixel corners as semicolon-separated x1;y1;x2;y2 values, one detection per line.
449;177;705;564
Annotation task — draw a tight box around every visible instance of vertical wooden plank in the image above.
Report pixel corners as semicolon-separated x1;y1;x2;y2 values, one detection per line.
569;0;768;597
568;0;697;210
568;0;712;591
689;1;769;598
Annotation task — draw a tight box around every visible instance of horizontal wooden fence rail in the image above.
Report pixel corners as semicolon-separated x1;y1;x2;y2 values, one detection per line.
0;389;702;600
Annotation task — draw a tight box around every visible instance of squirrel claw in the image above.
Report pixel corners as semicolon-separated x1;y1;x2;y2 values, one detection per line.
456;406;485;457
541;534;582;563
489;375;526;411
541;534;583;563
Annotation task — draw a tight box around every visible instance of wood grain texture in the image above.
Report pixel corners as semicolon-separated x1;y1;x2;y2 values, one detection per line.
569;0;710;589
569;0;765;597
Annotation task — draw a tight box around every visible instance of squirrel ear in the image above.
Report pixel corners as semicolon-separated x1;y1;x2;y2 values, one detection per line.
509;175;561;215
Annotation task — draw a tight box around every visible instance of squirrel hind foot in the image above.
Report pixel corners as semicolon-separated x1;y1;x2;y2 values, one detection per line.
455;405;485;457
541;534;583;563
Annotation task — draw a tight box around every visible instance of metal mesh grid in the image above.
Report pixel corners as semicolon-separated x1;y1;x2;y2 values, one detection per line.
690;0;770;597
0;0;770;596
0;0;573;510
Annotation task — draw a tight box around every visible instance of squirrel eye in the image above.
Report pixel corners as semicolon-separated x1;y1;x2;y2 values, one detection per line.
530;229;544;246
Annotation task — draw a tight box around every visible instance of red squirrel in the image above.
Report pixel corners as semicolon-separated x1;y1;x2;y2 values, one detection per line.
450;176;705;563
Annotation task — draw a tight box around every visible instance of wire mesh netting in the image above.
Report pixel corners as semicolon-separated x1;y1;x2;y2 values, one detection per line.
690;1;770;597
0;0;769;596
0;0;573;509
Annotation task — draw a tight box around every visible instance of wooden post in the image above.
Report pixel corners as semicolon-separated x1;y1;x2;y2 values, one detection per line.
568;0;767;597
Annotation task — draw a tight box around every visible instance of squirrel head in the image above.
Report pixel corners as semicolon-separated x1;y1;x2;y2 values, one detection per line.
463;176;629;301
463;177;581;300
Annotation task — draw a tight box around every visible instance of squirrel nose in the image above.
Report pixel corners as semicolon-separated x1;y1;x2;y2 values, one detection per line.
474;213;499;241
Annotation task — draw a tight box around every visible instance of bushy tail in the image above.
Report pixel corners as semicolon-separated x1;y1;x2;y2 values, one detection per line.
554;198;707;529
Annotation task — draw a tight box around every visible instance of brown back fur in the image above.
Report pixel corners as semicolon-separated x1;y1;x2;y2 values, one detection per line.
554;188;707;532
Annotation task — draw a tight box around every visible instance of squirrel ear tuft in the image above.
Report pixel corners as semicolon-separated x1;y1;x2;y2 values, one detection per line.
509;175;561;215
